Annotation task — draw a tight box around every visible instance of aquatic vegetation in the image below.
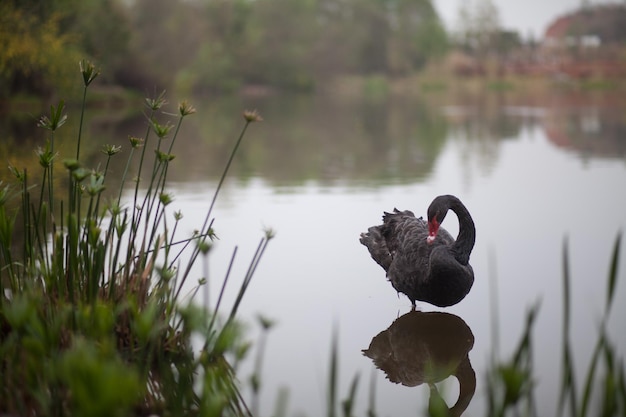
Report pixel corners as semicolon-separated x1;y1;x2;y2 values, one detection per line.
0;60;268;416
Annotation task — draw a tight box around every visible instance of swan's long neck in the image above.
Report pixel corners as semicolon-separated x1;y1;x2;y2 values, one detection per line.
449;355;476;417
450;199;475;265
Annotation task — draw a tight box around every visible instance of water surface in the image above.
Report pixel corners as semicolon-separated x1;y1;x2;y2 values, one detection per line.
152;91;626;416
5;90;626;416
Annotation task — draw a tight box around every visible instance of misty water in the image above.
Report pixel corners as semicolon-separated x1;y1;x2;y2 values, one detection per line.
5;90;626;416
155;91;626;417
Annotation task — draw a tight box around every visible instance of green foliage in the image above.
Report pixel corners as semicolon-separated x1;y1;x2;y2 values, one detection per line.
362;76;390;100
0;61;269;416
487;80;514;91
176;41;242;95
0;2;81;97
484;234;625;417
71;0;131;83
558;233;625;417
57;336;142;417
1;0;450;97
486;303;539;416
386;0;449;73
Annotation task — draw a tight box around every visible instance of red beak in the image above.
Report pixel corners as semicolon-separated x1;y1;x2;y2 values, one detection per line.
427;218;439;244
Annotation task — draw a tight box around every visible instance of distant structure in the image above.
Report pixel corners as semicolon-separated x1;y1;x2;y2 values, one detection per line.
449;3;626;79
544;3;626;48
537;3;626;79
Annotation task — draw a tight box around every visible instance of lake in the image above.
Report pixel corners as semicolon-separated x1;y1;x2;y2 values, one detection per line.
4;88;626;416
154;90;626;417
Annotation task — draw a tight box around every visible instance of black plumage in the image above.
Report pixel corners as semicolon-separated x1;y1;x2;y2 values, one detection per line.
360;195;476;308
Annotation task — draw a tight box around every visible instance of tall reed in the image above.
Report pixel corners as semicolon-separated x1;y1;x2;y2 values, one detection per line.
0;60;268;416
485;232;624;417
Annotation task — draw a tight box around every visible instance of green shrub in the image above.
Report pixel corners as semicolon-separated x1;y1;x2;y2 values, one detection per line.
0;60;268;416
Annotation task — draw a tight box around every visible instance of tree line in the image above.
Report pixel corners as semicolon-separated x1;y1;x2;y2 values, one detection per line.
0;0;449;98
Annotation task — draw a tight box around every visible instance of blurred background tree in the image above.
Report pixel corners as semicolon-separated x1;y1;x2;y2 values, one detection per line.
0;0;451;98
455;0;502;58
0;0;80;98
451;0;522;76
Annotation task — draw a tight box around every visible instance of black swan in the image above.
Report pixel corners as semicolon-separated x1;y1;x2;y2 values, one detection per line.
359;194;475;308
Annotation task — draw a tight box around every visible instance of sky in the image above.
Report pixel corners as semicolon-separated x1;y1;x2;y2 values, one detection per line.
434;0;620;39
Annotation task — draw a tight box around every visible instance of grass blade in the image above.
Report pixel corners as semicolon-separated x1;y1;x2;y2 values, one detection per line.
328;325;338;417
605;231;622;315
558;236;578;417
342;373;360;417
367;368;377;417
578;335;604;417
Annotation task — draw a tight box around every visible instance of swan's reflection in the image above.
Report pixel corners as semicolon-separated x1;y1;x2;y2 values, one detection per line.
362;311;475;416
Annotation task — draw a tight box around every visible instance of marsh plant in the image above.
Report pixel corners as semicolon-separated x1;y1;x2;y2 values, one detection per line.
0;60;268;416
483;234;625;417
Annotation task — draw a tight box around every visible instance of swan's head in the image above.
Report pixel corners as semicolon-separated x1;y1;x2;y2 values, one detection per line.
427;196;450;244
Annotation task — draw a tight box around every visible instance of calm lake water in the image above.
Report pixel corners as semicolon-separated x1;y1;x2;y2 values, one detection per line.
156;91;626;417
4;89;626;416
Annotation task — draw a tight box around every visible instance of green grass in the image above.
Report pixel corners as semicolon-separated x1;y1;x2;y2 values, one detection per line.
579;79;618;91
362;75;390;100
420;80;448;93
486;80;515;92
0;60;268;416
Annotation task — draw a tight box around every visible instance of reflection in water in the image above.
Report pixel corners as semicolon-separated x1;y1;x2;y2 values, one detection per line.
3;92;626;190
363;311;475;416
543;103;626;159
